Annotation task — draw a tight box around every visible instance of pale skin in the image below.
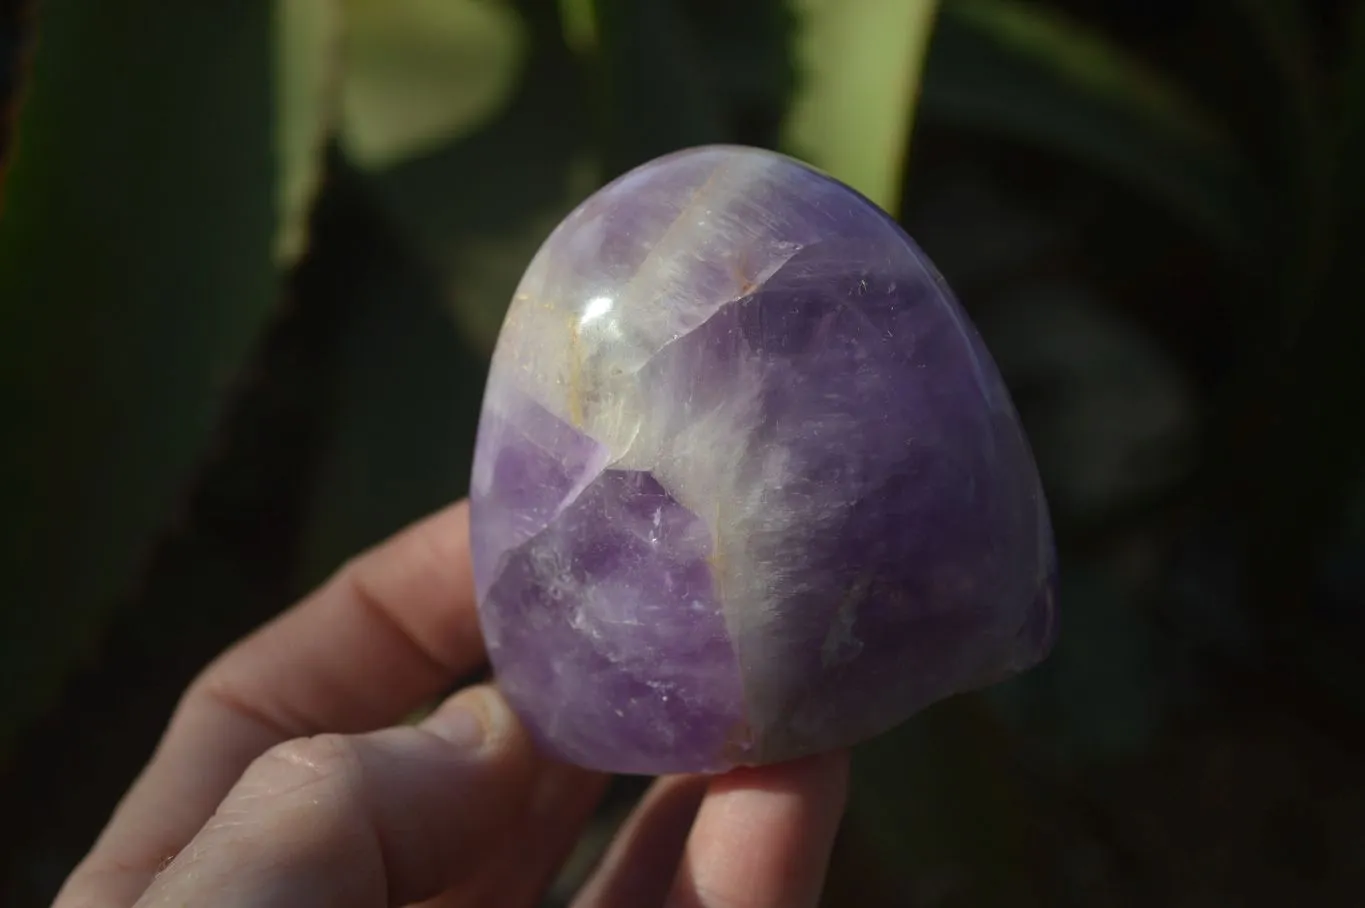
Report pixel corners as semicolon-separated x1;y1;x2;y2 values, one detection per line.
54;500;849;908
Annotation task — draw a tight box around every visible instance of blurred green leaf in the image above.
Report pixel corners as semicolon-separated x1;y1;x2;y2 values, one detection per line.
1240;0;1365;644
1229;0;1332;332
1322;472;1365;615
0;2;282;756
557;0;598;55
338;0;528;171
783;0;941;216
675;0;796;146
1229;0;1319;80
849;700;1047;907
905;168;1071;289
349;1;595;353
921;0;1262;262
1334;0;1365;235
301;5;592;578
976;283;1198;527
1227;0;1323;129
296;179;488;587
579;0;795;176
276;0;343;264
588;0;728;173
444;153;599;351
987;562;1178;763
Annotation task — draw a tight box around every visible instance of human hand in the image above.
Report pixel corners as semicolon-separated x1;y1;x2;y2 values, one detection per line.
54;501;849;908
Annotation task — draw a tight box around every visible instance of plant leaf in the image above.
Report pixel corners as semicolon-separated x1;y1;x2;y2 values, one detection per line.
1333;0;1365;236
349;1;596;354
295;180;489;587
848;699;1046;906
921;0;1262;263
1239;0;1365;640
1230;0;1334;337
0;2;284;757
275;0;344;264
783;0;941;216
557;0;598;54
443;154;600;351
1226;0;1322;110
975;282;1198;527
337;0;528;171
301;4;594;578
588;0;729;174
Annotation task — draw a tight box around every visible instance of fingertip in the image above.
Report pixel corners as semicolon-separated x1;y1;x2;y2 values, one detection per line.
421;685;514;751
666;751;852;908
710;749;851;804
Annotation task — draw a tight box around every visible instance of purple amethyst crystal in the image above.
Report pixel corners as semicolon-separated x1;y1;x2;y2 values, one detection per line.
469;145;1057;775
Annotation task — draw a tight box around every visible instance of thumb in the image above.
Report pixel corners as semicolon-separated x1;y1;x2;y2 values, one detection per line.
134;685;540;908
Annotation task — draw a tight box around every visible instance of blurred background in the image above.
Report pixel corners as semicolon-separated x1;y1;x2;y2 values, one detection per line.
2;0;1364;904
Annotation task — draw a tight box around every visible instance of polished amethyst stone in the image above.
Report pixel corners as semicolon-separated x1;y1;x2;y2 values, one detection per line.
469;145;1057;775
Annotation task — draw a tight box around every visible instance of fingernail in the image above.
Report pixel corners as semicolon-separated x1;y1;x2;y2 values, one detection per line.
422;688;499;750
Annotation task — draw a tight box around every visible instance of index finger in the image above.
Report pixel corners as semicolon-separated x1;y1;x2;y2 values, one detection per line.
57;500;487;908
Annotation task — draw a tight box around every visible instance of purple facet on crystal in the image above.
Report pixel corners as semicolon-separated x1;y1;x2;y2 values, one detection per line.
469;145;1058;775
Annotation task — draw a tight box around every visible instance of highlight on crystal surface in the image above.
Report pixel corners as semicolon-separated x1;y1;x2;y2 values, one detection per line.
469;145;1058;775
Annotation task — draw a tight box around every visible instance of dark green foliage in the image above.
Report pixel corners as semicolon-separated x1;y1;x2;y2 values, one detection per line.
1236;0;1365;717
588;0;795;176
0;1;281;758
591;0;728;173
358;0;593;353
296;189;490;587
923;0;1266;264
1;0;1363;905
